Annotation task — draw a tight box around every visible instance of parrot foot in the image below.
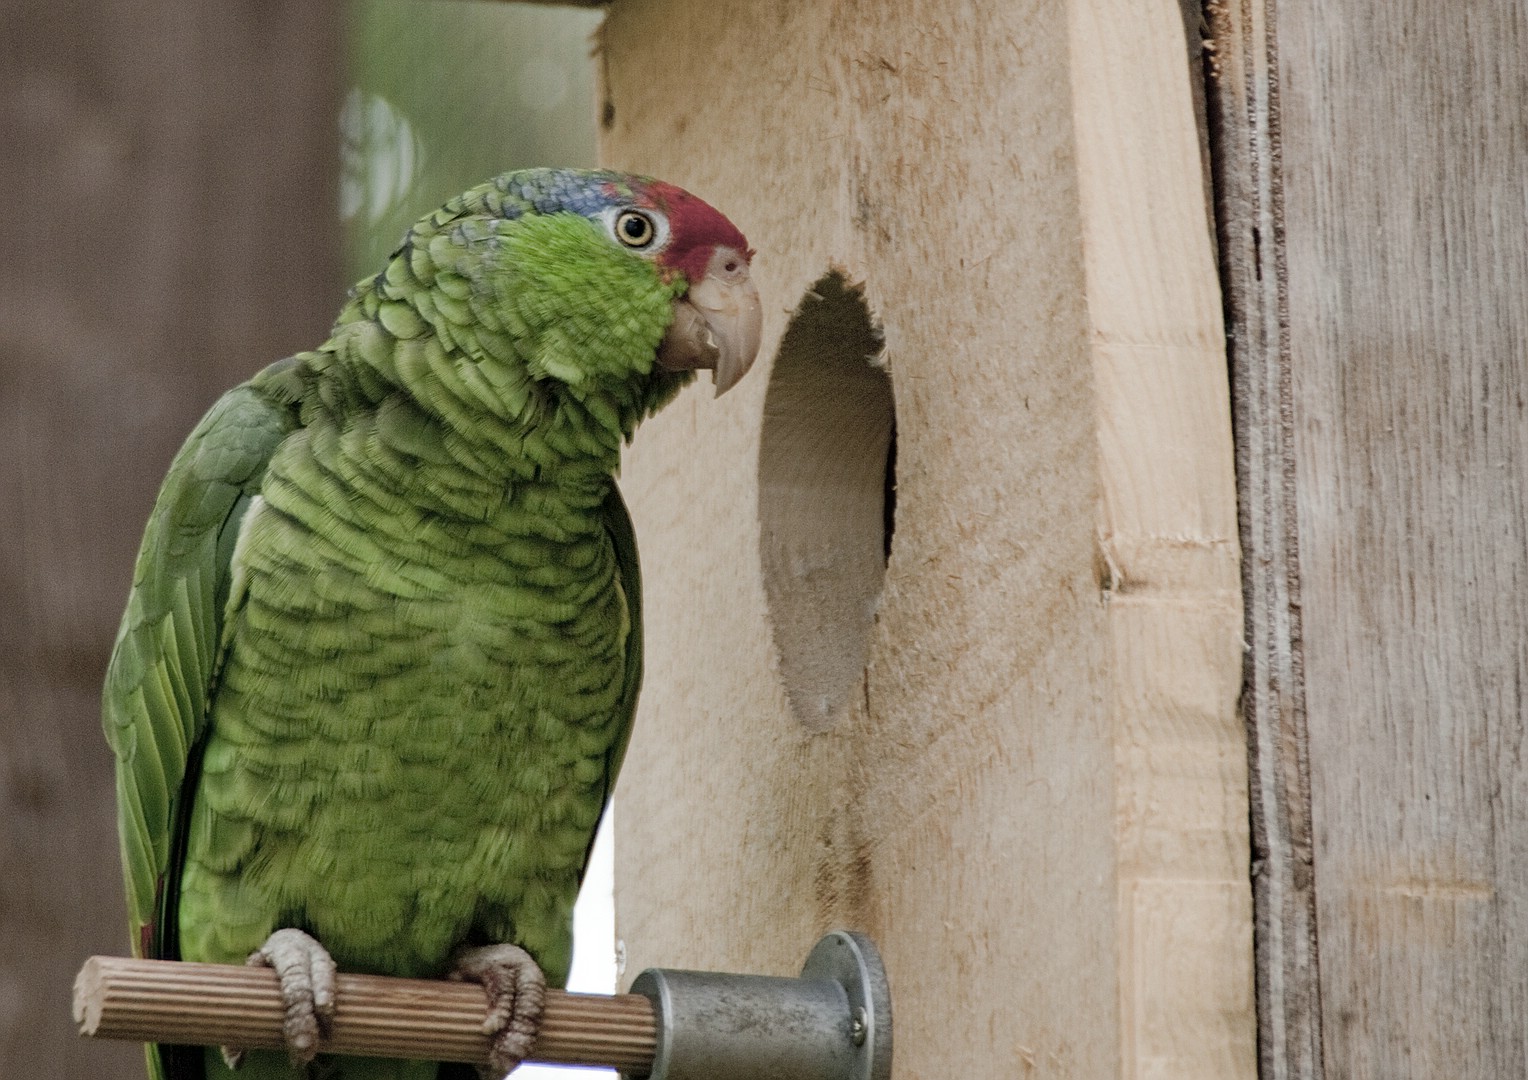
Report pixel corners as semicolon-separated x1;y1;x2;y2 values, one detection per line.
223;928;338;1070
448;943;546;1079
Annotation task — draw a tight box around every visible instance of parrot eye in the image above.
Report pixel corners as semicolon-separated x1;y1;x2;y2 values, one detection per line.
612;209;659;250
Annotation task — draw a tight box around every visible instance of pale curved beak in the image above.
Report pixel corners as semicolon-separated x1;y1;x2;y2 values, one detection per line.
656;246;763;395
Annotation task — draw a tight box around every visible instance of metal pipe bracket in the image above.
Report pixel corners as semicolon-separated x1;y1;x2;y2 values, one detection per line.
627;930;891;1080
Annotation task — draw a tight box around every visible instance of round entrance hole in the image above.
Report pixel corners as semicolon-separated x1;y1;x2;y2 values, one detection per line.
758;272;894;732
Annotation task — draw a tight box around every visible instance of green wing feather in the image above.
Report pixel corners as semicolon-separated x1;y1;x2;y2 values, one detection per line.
587;481;642;881
102;360;303;961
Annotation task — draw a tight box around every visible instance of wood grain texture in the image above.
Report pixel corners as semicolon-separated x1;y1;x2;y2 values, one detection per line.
73;956;656;1069
1205;0;1327;1076
1279;2;1528;1077
1216;0;1528;1077
599;2;1251;1077
0;4;340;1075
1071;3;1253;1076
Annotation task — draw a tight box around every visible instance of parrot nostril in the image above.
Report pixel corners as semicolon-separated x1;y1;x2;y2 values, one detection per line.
709;247;746;281
757;270;893;733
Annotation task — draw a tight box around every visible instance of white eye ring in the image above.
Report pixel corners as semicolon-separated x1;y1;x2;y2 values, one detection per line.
601;207;670;253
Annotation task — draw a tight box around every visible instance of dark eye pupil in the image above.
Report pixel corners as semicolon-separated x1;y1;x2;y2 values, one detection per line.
621;214;650;241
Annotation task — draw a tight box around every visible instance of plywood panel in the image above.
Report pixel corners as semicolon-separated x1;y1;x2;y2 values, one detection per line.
599;2;1251;1077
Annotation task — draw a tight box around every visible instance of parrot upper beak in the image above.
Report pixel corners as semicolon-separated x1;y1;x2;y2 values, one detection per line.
657;246;762;395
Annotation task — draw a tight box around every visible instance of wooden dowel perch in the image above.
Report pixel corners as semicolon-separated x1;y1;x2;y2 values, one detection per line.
74;956;657;1071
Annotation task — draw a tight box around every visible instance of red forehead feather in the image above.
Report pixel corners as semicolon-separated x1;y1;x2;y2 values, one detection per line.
641;180;753;283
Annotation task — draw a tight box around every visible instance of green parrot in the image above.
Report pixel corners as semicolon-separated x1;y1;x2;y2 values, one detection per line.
102;168;761;1080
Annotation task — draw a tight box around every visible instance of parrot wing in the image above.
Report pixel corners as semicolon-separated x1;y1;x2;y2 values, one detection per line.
102;358;303;961
586;481;643;882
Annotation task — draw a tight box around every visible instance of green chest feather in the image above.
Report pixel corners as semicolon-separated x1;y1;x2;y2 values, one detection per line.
175;414;629;979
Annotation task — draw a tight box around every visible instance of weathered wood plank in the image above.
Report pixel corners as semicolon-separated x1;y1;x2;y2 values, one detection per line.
1215;0;1528;1076
1205;0;1327;1075
1280;2;1528;1077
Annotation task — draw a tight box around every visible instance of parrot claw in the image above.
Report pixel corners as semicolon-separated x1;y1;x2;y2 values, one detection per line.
228;928;338;1069
449;943;546;1079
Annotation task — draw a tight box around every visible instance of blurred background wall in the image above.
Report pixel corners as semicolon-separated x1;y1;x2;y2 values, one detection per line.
1;3;599;1073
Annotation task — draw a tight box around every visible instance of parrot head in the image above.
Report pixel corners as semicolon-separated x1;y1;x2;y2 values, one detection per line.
631;179;763;397
374;169;763;443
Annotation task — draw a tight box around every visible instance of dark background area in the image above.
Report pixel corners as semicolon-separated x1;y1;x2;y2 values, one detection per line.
2;4;344;1074
1;1;602;1071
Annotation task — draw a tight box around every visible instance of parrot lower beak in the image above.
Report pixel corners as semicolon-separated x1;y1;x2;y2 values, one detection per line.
657;246;762;396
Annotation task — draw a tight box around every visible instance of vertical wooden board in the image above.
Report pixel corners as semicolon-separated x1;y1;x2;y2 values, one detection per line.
595;0;856;988
1;3;340;1075
600;2;1118;1075
600;1;1251;1077
1074;1;1254;1077
1204;0;1325;1074
1276;1;1528;1076
845;11;1125;1074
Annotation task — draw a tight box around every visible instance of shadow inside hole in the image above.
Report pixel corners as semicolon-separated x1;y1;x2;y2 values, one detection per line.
758;272;894;732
